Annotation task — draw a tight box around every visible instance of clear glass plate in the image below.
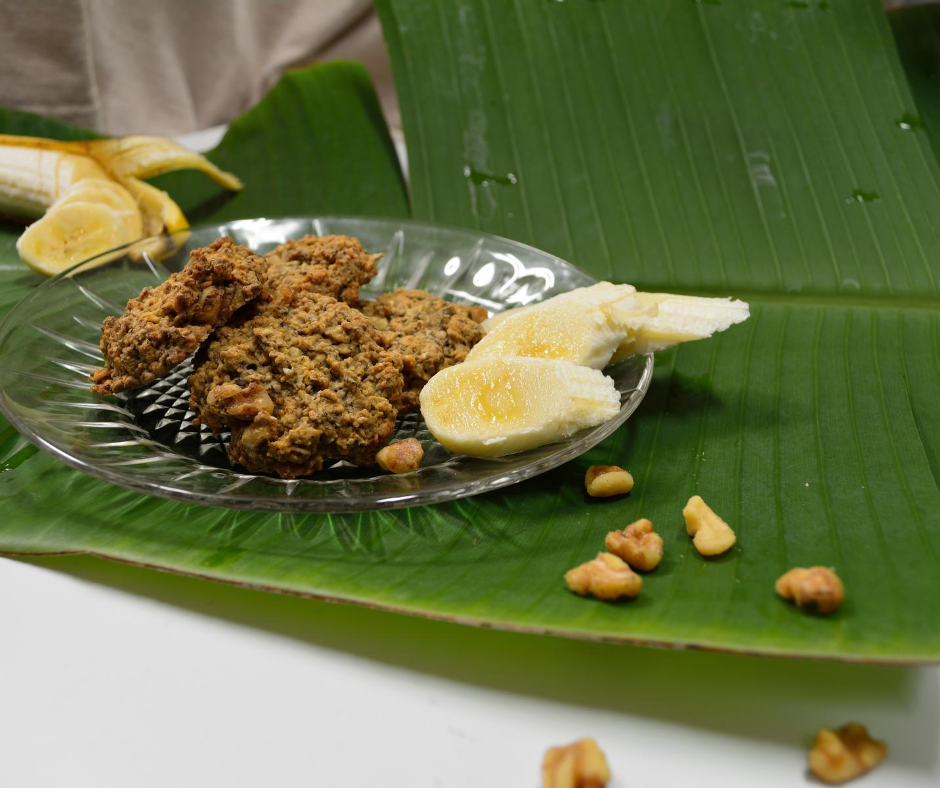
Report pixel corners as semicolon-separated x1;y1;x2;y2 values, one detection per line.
0;217;653;512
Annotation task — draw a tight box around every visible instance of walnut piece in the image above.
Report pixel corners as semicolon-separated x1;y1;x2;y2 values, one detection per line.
542;738;610;788
565;552;641;600
585;465;634;497
375;438;424;474
204;381;275;422
776;566;844;614
683;495;736;556
809;723;887;785
605;518;663;571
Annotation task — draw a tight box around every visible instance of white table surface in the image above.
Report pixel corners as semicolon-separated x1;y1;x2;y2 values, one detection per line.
1;555;937;787
2;127;937;787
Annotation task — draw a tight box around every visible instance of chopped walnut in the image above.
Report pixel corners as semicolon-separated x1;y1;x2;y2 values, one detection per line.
542;738;610;788
203;381;274;422
776;566;844;615
584;465;634;497
683;495;736;556
809;723;887;785
605;518;663;571
375;438;424;474
565;552;642;600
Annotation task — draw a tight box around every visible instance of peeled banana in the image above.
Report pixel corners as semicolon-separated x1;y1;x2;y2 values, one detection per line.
468;282;649;369
0;145;109;219
484;286;750;364
421;283;749;458
609;292;749;360
0;133;242;276
419;356;621;457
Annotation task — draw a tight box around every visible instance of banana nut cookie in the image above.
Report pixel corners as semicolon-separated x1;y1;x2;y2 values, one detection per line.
263;234;379;306
361;288;487;413
90;237;266;395
189;290;404;478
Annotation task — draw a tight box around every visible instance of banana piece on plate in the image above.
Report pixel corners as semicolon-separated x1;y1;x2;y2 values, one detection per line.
423;284;749;459
469;282;648;369
0;133;241;276
610;292;750;362
484;287;749;364
419;356;621;457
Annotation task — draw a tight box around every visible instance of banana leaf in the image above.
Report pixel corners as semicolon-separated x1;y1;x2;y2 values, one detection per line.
2;3;939;662
889;2;940;155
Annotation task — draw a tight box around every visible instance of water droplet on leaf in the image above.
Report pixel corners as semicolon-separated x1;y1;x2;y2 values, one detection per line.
896;112;923;132
464;166;518;187
847;189;880;204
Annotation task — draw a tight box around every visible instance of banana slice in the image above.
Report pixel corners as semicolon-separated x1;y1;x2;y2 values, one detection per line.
55;178;140;214
469;282;643;369
611;293;750;361
419;356;621;457
17;201;141;276
482;304;523;333
482;282;633;332
484;287;749;364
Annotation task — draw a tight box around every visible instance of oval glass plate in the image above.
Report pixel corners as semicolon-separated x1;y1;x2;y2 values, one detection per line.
0;217;652;512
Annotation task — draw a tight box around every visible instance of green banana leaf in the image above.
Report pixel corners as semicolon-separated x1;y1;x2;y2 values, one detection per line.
2;1;939;662
889;2;940;156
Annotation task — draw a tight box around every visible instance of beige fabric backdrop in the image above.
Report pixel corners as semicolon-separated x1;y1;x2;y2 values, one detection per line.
0;0;397;136
0;0;924;137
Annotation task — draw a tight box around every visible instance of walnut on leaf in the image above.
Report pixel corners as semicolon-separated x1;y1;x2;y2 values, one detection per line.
776;566;844;614
564;552;642;601
605;518;663;572
584;465;634;497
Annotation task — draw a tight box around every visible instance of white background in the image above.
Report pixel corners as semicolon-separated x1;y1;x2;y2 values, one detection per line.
1;555;937;787
2;127;937;786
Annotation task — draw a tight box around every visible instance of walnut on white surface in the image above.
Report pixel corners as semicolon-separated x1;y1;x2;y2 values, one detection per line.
605;518;663;572
542;738;610;788
808;723;887;785
375;438;424;474
775;566;844;614
682;495;736;556
584;465;634;497
564;552;642;601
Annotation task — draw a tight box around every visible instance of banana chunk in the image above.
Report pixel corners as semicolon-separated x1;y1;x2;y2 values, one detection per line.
611;292;750;361
470;282;645;369
419;356;621;457
484;287;749;365
54;178;139;215
17;201;141;275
